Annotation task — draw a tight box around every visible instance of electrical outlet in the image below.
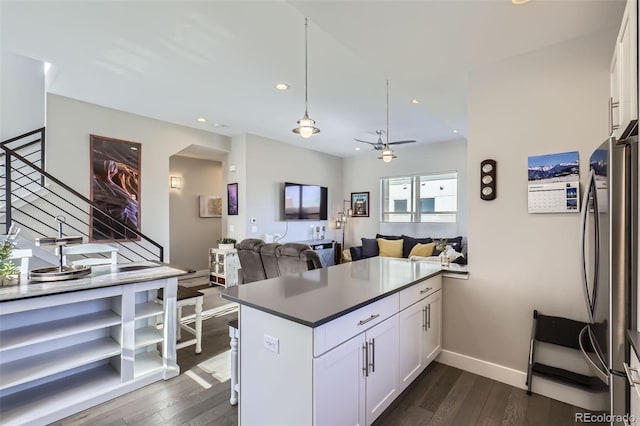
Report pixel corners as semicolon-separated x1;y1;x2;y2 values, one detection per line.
264;334;279;353
251;225;258;233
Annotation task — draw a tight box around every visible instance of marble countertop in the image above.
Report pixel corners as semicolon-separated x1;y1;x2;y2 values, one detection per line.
0;261;189;302
221;257;463;327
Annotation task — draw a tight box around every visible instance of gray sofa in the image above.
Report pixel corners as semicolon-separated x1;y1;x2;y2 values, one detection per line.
236;239;322;283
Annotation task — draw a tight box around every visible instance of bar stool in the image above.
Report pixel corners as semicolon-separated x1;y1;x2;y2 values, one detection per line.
157;286;204;354
229;319;239;405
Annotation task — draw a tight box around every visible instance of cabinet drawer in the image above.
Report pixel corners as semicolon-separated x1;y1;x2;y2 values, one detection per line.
314;293;399;357
399;275;442;311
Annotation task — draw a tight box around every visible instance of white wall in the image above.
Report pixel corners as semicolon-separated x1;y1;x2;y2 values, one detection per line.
237;134;343;243
46;94;231;261
1;52;45;140
448;32;613;377
342;139;468;247
169;155;223;271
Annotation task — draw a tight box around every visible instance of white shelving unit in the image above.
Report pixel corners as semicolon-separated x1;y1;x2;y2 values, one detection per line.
0;276;180;425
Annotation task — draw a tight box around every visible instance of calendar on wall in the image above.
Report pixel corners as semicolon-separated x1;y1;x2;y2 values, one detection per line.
527;151;580;214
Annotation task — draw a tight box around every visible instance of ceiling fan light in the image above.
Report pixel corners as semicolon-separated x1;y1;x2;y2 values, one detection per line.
379;148;396;163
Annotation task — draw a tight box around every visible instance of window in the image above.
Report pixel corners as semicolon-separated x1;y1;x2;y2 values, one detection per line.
381;172;457;223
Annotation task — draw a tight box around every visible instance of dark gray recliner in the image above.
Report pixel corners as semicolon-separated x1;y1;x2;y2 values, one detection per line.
276;243;323;275
260;243;282;279
236;239;267;283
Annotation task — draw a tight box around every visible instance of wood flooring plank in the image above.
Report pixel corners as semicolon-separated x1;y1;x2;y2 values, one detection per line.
396;362;449;411
476;380;511;426
500;387;528;426
419;365;463;413
524;393;551;426
427;371;476;426
548;399;576;426
450;374;494;426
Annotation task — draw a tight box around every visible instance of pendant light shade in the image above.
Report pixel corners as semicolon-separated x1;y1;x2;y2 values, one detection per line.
292;18;320;138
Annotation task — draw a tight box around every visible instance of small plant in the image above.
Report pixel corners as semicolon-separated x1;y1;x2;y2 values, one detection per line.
217;237;237;244
435;238;449;252
0;223;20;278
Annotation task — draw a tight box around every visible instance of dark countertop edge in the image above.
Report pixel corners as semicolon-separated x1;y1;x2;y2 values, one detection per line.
627;329;640;360
0;263;190;303
221;269;442;328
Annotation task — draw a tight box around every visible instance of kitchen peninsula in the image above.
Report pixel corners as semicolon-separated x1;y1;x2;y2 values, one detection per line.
0;262;188;425
221;257;467;426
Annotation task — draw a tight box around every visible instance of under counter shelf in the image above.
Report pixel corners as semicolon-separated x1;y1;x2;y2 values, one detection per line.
134;351;163;378
0;363;121;425
0;310;121;352
0;337;121;391
135;326;163;348
135;301;163;320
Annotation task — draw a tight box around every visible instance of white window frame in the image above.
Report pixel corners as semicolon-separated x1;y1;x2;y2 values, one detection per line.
380;171;458;223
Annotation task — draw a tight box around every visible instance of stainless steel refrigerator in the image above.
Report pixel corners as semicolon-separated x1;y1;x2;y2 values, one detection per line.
579;120;638;419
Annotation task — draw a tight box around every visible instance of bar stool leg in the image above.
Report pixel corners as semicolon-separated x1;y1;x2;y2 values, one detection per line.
229;326;239;405
195;295;203;354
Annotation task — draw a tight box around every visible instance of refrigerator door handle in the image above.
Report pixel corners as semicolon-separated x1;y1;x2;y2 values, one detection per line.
578;325;609;385
579;170;598;323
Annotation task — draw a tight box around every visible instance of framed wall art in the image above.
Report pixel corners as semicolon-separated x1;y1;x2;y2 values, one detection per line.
227;183;238;215
90;134;141;241
351;191;370;217
199;195;222;218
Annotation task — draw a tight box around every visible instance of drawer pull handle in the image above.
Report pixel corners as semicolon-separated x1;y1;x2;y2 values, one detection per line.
362;343;368;377
369;338;375;373
419;287;433;295
357;314;380;326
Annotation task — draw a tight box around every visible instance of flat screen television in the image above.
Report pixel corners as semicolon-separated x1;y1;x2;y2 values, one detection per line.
283;182;328;220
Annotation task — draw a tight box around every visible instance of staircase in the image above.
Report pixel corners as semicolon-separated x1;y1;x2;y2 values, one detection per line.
1;128;163;265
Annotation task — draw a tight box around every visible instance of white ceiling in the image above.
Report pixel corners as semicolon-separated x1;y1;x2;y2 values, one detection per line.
1;0;625;158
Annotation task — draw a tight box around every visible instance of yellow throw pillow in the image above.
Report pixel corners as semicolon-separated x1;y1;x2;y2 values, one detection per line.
409;242;436;258
377;238;403;258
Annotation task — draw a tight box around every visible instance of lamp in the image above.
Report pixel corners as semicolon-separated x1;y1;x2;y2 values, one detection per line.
170;176;182;189
335;199;352;249
292;18;320;138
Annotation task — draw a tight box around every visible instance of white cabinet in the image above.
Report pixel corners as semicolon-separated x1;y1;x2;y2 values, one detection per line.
313;315;399;426
398;286;442;393
0;278;179;425
209;248;240;288
610;0;638;138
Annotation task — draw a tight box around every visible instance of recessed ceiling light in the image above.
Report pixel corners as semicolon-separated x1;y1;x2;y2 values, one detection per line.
355;147;361;151
275;83;289;91
411;99;420;104
512;0;530;4
453;129;458;134
196;117;207;123
213;123;227;128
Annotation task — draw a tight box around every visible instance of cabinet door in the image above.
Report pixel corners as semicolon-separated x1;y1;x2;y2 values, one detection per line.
398;299;427;393
314;333;366;426
365;315;399;426
618;0;638;132
424;290;442;365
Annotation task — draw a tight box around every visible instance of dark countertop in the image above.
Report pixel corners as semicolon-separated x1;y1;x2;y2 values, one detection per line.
221;257;462;327
0;262;190;302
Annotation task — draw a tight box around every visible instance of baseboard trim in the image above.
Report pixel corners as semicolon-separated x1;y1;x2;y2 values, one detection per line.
437;350;608;411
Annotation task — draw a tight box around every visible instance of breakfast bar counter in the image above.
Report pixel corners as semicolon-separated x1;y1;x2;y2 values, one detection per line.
220;257;465;426
0;262;189;425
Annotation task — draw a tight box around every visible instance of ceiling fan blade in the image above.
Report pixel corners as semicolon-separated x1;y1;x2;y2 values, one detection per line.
387;140;417;146
354;139;376;146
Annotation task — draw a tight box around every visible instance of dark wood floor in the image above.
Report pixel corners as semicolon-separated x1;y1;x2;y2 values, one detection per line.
55;283;602;426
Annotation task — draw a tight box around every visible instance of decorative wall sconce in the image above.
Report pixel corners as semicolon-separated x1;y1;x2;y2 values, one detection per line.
170;176;182;189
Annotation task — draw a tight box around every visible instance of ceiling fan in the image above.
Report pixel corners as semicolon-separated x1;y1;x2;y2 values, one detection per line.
354;130;415;151
354;80;416;162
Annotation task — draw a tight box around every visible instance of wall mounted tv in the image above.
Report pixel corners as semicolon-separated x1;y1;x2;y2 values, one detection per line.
283;182;328;220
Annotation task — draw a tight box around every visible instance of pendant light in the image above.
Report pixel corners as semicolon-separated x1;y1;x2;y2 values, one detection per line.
378;80;397;162
292;18;320;138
